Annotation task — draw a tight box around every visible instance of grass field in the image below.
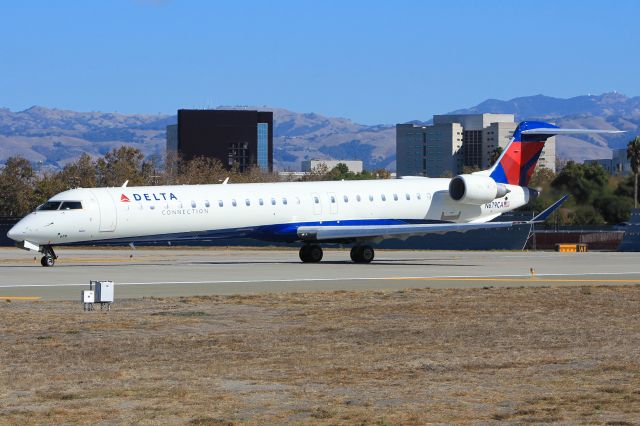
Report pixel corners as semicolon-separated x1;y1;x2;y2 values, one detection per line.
1;285;639;424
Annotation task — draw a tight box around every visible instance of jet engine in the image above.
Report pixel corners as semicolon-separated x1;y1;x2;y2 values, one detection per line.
448;174;510;204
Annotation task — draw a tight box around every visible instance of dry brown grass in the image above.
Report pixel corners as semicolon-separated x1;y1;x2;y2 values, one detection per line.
1;285;640;424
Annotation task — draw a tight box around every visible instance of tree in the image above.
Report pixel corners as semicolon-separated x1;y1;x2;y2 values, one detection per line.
176;156;228;185
568;206;605;225
373;168;392;179
528;167;556;188
57;153;97;189
96;146;145;187
0;157;37;216
300;163;329;181
594;194;632;224
627;136;640;208
488;147;503;165
551;161;609;204
462;165;482;174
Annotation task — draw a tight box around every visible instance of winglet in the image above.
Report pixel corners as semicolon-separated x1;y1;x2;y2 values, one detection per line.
529;195;569;223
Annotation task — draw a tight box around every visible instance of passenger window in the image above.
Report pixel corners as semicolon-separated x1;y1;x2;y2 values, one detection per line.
150;205;155;210
406;193;411;200
218;200;224;207
381;194;386;201
38;201;61;211
369;195;374;202
417;193;422;200
296;197;301;204
271;197;276;205
259;198;264;206
205;200;210;208
60;201;82;210
282;197;288;205
314;196;320;204
343;195;349;202
232;199;237;207
393;194;398;201
356;195;361;202
245;199;251;206
331;196;336;203
191;201;196;208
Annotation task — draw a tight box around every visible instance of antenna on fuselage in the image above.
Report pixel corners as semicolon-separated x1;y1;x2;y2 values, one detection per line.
221;177;229;185
121;180;129;188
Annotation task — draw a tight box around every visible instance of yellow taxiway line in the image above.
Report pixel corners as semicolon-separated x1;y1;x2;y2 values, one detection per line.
0;296;42;300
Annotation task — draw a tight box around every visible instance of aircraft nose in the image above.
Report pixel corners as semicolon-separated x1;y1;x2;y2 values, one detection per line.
7;223;21;241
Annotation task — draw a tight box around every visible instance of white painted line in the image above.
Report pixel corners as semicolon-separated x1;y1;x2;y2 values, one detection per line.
0;271;639;288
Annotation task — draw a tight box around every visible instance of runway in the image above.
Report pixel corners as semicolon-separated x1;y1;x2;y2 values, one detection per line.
0;247;638;300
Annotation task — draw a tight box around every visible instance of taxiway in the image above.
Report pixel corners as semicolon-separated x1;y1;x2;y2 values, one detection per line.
0;247;638;300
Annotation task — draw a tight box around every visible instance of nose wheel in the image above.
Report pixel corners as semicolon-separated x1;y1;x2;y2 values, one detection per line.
40;245;57;267
299;244;323;263
350;245;375;263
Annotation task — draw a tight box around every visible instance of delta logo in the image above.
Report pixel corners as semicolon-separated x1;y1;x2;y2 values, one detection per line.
120;192;179;202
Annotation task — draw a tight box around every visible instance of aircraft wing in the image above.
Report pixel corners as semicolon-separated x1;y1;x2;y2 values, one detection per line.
297;195;569;242
297;221;518;241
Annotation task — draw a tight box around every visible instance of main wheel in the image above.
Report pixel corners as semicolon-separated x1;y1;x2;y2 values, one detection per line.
360;246;375;263
299;245;323;263
41;255;55;267
308;245;323;262
350;246;362;262
351;245;374;263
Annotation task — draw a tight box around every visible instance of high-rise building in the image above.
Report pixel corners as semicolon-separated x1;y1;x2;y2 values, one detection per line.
166;109;273;172
396;113;556;177
396;123;463;177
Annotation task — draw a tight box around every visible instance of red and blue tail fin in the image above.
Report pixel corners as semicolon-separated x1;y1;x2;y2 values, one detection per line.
487;121;557;187
486;121;623;187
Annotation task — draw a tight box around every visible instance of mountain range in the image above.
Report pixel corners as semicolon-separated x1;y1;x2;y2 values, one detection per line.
1;92;638;172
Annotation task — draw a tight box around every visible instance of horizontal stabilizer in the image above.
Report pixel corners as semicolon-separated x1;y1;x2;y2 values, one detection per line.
521;128;624;135
529;195;569;222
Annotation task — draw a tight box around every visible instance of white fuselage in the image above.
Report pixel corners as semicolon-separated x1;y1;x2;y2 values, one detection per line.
7;178;529;247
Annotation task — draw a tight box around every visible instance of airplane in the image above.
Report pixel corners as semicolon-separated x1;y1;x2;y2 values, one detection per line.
7;121;622;267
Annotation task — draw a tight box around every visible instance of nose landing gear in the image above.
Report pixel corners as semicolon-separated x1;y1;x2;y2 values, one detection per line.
40;245;57;267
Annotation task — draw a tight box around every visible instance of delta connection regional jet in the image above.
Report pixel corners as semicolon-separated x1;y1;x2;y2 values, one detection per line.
7;121;622;267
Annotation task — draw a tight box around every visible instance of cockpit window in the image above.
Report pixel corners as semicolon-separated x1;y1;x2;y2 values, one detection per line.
38;201;61;211
60;201;83;210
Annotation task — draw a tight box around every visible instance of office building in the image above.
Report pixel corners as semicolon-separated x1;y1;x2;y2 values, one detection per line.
586;148;632;175
167;109;273;172
396;113;556;177
396;123;463;177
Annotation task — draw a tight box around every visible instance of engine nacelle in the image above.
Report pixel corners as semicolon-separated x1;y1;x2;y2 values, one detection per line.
449;174;510;204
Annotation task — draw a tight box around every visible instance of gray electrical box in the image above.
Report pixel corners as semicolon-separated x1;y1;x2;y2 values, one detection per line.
93;281;114;303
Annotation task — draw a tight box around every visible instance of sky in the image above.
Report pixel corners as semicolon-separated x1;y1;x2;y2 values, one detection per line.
1;0;638;124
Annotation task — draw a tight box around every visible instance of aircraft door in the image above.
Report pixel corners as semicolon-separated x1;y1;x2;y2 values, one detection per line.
91;190;117;232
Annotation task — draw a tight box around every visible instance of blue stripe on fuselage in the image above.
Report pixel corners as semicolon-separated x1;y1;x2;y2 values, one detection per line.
64;218;449;246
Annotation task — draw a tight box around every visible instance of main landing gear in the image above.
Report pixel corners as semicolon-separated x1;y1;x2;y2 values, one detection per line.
40;245;57;267
350;245;375;264
299;244;323;263
298;244;375;263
